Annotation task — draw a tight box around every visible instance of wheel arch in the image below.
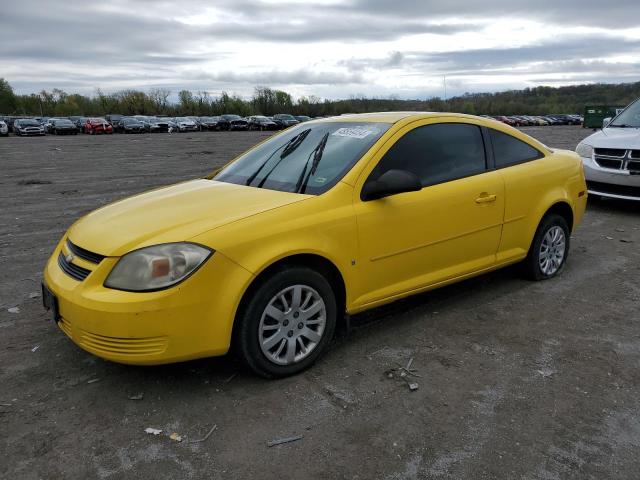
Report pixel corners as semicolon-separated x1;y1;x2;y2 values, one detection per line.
525;199;574;256
543;200;574;232
233;253;348;337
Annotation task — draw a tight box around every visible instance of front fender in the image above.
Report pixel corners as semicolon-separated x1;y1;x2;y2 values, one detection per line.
191;182;359;306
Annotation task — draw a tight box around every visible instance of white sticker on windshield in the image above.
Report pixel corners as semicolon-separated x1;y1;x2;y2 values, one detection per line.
332;127;376;139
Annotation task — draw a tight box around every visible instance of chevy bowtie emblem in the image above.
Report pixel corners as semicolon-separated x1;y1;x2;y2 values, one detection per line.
65;253;75;263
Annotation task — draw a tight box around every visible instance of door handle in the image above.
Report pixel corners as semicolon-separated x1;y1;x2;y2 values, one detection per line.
475;193;497;204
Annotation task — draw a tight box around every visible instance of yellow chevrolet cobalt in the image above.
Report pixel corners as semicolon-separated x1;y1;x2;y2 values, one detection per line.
43;113;587;377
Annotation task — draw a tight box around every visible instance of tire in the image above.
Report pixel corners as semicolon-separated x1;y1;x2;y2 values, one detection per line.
523;213;570;281
235;266;337;378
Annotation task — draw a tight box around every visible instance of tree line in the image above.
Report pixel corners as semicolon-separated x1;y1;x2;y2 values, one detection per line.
1;78;639;118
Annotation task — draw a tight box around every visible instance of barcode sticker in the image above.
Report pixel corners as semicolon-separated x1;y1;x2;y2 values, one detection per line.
332;127;376;139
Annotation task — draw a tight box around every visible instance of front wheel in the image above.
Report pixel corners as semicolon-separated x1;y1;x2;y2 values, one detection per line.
235;267;337;378
523;214;570;280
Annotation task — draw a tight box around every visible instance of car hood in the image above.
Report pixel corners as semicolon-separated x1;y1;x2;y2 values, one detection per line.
584;127;640;149
67;180;309;257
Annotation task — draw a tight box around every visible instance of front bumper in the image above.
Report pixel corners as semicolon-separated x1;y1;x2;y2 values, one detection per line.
581;155;640;201
18;129;45;136
43;236;254;365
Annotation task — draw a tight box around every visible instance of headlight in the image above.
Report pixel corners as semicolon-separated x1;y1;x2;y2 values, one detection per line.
104;243;212;292
575;142;593;159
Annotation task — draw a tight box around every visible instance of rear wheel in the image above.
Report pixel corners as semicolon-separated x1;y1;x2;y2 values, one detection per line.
235;267;337;378
523;214;570;280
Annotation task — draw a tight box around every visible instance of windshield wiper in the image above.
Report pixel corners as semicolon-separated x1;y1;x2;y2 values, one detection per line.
245;129;311;187
281;129;311;159
296;132;330;194
609;124;637;128
255;129;312;189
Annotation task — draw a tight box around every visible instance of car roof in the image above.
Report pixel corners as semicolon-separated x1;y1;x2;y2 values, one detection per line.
319;111;491;124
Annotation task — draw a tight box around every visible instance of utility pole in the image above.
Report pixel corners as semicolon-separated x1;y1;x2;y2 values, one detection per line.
443;75;448;107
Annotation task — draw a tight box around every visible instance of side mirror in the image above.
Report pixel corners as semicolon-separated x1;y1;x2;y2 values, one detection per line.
603;117;612;128
361;169;422;201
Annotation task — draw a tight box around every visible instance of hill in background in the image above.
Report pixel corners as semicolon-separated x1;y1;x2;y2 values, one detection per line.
1;78;639;117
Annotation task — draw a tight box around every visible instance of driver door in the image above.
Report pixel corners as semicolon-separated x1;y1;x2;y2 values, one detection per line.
352;119;505;309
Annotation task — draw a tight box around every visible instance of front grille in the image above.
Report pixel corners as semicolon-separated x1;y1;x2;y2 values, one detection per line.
593;149;640;173
628;161;640;174
594;148;626;157
58;252;91;281
587;181;640;199
594;158;623;169
78;330;168;356
67;240;105;264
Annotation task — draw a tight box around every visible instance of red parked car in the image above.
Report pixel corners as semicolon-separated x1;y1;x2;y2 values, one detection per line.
494;116;518;127
84;118;113;134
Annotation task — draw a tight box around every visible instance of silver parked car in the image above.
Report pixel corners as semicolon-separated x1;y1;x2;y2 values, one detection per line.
576;98;640;201
0;120;8;136
13;118;46;136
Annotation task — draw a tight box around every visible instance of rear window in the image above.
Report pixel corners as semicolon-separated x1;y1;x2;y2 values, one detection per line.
489;129;542;167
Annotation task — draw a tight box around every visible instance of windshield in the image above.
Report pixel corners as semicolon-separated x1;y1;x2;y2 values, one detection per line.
214;121;390;195
610;99;640;127
56;119;73;126
19;120;40;126
124;119;141;125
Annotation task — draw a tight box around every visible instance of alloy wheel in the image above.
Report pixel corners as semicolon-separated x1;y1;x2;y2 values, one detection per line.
539;226;566;276
258;284;326;365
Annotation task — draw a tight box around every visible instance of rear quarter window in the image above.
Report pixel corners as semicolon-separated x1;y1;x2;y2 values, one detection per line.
490;129;543;168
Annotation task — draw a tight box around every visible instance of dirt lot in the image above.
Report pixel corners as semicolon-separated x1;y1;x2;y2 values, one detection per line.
1;126;639;479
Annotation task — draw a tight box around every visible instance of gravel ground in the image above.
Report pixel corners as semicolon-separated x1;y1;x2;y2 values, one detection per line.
1;126;639;479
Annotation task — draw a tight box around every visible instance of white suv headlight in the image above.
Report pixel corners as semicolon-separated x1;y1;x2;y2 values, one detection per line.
104;243;212;292
575;142;593;159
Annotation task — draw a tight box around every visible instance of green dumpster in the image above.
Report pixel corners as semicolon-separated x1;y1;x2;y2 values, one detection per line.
583;105;625;129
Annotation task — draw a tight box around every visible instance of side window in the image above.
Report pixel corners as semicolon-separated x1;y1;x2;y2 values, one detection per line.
490;129;542;167
370;123;486;187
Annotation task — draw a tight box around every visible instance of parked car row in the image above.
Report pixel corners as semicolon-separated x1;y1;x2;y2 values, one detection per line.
0;113;584;137
485;114;583;127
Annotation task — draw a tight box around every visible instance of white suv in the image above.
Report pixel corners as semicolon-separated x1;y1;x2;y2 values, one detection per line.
576;99;640;201
0;120;8;136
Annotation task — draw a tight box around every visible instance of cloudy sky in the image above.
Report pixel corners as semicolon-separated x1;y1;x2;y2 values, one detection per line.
1;0;640;100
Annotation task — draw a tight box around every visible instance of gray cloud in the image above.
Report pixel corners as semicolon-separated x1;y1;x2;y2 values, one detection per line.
349;0;640;28
1;0;640;98
414;35;640;73
340;34;640;82
193;69;364;86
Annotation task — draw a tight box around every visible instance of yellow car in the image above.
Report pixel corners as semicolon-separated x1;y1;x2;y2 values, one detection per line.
42;112;587;377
